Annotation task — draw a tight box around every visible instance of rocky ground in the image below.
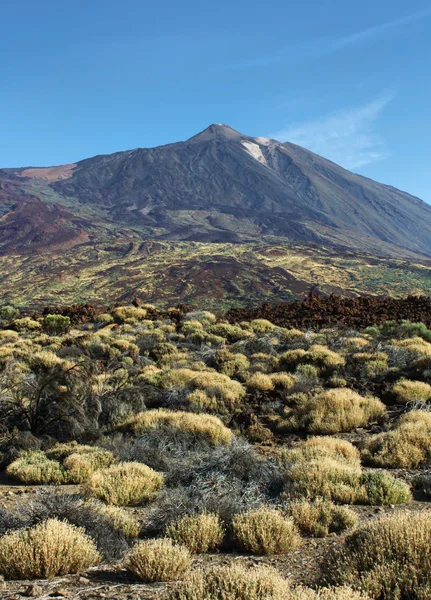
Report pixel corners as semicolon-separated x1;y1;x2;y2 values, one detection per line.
1;470;430;600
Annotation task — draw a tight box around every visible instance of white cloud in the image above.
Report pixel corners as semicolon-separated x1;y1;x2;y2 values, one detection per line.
233;8;431;69
270;95;393;169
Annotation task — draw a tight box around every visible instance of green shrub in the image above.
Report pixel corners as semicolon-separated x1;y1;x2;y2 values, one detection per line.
43;314;71;335
359;471;412;505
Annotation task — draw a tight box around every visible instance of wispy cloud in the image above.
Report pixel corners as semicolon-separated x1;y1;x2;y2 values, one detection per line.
270;95;393;169
233;8;431;69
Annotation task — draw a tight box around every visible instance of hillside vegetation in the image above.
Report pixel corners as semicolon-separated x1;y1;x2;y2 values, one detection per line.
1;300;431;598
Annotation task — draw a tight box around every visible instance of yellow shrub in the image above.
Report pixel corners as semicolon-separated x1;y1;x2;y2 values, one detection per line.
183;310;216;324
392;379;431;404
287;498;358;537
209;323;254;341
270;372;296;390
161;368;246;411
29;350;64;370
232;507;299;555
393;336;431;356
284;438;410;505
85;462;163;506
0;329;19;340
247;372;275;392
286;458;363;504
326;511;431;599
250;319;276;333
213;349;250;377
0;519;100;580
284;437;361;466
278;349;307;370
13;317;41;331
342;336;370;350
121;409;233;445
185;390;217;412
308;345;345;368
169;564;289;600
7;451;68;484
294;589;370;600
283;389;385;434
125;538;191;582
111;306;148;322
278;327;306;342
87;502;140;537
362;410;431;468
166;512;224;553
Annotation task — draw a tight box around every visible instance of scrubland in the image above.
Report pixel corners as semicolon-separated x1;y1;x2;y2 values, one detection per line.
0;303;431;599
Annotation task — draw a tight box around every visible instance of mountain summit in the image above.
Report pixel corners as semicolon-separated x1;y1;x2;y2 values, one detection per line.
2;124;431;256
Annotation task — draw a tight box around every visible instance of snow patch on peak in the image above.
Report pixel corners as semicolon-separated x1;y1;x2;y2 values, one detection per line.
255;137;272;146
241;141;268;166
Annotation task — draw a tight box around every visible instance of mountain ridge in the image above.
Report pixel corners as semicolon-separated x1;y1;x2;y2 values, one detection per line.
1;123;431;260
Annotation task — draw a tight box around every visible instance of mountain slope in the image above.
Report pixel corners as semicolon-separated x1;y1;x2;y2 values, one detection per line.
37;123;431;256
2;125;431;308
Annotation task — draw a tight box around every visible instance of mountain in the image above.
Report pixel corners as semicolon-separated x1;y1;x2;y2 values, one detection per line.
3;123;431;256
1;124;431;309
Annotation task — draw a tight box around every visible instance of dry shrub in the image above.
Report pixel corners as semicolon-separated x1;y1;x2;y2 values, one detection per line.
392;379;431;404
212;350;250;377
61;447;116;483
232;507;299;555
111;306;148;323
286;457;363;504
284;437;361;467
7;444;117;485
250;319;276;333
85;462;163;506
0;519;100;580
6;451;66;484
121;409;233;445
183;311;216;324
284;437;409;506
325;511;431;599
209;323;254;342
288;498;358;537
351;352;389;376
162;368;246;411
166;512;224;553
126;538;191;582
394;336;431;356
278;349;307;370
168;564;289;600
270;372;296;390
89;502;140;537
292;588;370;600
283;389;385;434
247;372;275;392
362;410;431;468
308;345;345;368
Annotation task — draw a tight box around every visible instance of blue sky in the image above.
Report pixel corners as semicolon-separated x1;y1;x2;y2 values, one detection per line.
1;0;430;202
